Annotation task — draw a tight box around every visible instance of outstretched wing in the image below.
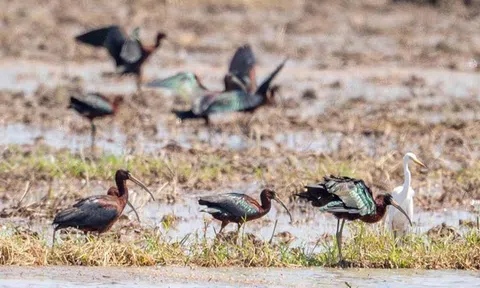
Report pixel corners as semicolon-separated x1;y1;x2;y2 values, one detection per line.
145;72;208;101
225;44;256;92
199;193;259;218
300;176;376;216
194;90;264;115
75;25;127;66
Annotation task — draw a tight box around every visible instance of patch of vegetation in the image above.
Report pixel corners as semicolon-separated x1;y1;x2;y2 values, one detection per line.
0;224;478;269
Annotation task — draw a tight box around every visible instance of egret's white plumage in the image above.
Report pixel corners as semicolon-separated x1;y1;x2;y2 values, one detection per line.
386;152;426;236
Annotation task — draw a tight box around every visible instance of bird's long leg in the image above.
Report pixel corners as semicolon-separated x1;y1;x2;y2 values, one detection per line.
136;72;142;93
218;221;228;234
90;120;96;153
336;219;346;263
52;228;57;250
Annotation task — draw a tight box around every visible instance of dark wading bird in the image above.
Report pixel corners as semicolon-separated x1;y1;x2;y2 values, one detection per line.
171;58;286;125
52;169;155;246
68;92;124;151
296;176;412;265
198;189;293;234
145;44;257;101
75;25;167;90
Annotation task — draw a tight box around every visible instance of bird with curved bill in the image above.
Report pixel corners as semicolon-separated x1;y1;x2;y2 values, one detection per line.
199;189;293;234
52;170;155;247
296;175;412;265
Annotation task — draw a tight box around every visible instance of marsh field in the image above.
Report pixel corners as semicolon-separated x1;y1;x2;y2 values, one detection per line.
0;0;480;287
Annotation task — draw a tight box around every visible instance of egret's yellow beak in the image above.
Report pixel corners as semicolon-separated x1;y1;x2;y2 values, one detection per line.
412;157;427;169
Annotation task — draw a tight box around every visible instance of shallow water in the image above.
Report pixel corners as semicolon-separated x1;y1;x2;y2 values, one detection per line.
0;266;478;287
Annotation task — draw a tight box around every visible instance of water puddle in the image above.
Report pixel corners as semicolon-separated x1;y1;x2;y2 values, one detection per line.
0;266;478;287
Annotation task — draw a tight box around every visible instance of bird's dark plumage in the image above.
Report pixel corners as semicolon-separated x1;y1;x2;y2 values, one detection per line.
53;196;118;232
225;44;256;93
75;25;166;76
172;58;287;122
297;175;376;216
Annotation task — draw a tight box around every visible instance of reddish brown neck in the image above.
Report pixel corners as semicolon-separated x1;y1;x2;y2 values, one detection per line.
360;195;388;223
259;193;272;214
115;175;128;200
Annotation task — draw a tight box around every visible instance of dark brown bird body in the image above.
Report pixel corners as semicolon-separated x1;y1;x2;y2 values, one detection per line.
52;170;154;246
199;189;292;234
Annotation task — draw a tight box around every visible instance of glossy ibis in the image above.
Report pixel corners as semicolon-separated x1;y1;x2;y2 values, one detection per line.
385;153;427;236
75;25;167;90
68;92;123;151
172;58;286;125
52;169;154;246
296;176;412;264
199;189;293;234
145;44;256;100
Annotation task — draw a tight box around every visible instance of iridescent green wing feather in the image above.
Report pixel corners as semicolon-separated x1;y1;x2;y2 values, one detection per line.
199;193;259;218
197;90;264;115
145;72;207;101
322;176;376;216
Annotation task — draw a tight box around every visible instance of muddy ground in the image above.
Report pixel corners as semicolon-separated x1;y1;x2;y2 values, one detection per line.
0;0;479;246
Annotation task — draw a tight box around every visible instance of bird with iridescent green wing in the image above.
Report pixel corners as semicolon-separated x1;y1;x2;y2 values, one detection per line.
171;58;286;125
296;175;412;265
144;44;257;101
199;189;292;234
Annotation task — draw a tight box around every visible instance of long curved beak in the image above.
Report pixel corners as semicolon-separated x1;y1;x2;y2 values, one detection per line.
128;174;155;201
273;197;293;222
412;158;427;169
390;199;412;226
127;201;141;222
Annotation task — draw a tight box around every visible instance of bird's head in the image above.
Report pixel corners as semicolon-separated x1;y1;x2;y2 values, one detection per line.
261;189;293;222
115;169;155;201
155;32;167;47
382;193;412;226
405;152;427;169
266;85;280;105
112;95;124;107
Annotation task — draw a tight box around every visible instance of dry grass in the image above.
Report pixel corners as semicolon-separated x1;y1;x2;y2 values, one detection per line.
0;224;478;269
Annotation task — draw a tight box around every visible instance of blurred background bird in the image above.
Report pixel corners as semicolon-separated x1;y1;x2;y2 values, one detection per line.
75;25;167;91
68;91;124;152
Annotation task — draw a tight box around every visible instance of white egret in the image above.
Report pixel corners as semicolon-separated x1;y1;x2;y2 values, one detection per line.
386;152;427;236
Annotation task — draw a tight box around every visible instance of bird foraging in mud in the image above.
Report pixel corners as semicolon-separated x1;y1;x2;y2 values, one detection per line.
199;189;293;234
145;44;257;102
75;25;167;90
68;91;123;152
296;176;412;265
172;58;286;125
52;170;155;247
385;152;427;236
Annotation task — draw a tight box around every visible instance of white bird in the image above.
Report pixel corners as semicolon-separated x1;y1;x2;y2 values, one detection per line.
386;152;427;236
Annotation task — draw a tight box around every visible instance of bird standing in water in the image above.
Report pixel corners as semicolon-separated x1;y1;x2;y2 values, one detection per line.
199;189;292;234
385;152;427;236
68;92;124;152
296;176;412;265
52;169;155;246
75;25;167;90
